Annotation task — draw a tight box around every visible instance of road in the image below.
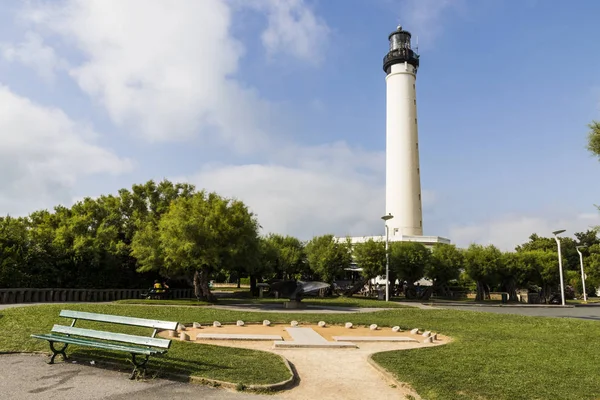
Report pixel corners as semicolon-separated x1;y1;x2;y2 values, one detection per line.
431;304;600;320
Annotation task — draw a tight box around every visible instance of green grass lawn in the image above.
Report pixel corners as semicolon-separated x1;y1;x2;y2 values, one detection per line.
116;295;409;309
2;303;600;399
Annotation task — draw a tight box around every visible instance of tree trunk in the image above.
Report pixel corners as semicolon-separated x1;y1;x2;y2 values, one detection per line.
343;277;368;297
388;272;397;298
237;276;241;288
475;280;485;301
404;281;417;299
505;278;518;302
193;267;215;302
250;274;258;297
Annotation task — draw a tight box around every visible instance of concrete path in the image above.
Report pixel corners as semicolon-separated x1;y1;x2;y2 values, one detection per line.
432;304;600;320
205;304;396;314
0;354;278;400
204;340;432;400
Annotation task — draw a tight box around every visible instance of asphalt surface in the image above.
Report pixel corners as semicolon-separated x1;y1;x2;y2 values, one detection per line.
0;354;278;400
431;304;600;320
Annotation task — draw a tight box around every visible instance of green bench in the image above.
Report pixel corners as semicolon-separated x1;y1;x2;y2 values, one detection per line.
31;310;179;379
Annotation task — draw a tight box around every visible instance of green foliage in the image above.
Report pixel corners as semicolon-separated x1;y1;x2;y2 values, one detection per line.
352;238;386;279
0;179;263;290
426;244;463;287
304;234;352;283
259;234;306;280
389;241;430;286
586;120;600;160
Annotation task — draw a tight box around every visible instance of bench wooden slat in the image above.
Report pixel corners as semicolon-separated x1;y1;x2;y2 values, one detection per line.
30;334;163;355
59;310;178;331
51;325;172;349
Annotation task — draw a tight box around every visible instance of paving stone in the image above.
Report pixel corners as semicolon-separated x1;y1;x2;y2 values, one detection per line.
332;336;419;343
195;333;283;341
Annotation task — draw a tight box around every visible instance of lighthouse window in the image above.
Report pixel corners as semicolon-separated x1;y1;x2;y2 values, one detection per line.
415;118;417;124
413;99;416;105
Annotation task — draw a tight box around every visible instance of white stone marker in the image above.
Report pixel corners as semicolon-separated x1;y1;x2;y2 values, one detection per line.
236;320;245;326
318;321;327;327
213;321;221;327
179;332;190;341
410;328;419;334
422;331;431;337
290;320;299;327
178;323;186;331
423;336;433;343
369;324;378;330
193;322;201;328
345;322;353;329
263;320;271;326
392;326;401;332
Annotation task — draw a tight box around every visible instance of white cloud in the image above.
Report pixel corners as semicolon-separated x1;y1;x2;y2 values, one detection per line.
449;212;600;251
7;0;435;241
248;0;330;65
179;140;438;240
18;0;329;151
19;0;267;150
393;0;466;48
0;84;132;215
1;31;66;82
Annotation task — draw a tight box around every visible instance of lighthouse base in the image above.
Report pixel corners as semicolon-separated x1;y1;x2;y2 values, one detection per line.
334;234;451;249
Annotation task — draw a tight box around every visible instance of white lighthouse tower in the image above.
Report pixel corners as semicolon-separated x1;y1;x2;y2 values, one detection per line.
335;24;450;248
384;25;423;237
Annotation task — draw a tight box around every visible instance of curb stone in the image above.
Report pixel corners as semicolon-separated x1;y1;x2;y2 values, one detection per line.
366;354;422;400
187;353;297;392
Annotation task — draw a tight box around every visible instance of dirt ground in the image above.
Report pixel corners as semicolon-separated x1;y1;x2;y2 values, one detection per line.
176;323;446;342
161;323;448;400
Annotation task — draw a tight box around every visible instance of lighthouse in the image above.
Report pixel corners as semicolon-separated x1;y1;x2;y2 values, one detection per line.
335;24;450;248
383;25;423;237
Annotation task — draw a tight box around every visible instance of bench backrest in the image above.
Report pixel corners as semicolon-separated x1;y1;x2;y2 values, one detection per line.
56;310;178;349
60;310;179;331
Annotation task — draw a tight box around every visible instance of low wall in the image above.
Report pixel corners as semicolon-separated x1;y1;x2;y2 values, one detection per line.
0;288;194;304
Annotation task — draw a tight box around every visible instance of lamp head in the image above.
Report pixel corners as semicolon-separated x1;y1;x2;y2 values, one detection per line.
552;229;566;236
381;213;394;221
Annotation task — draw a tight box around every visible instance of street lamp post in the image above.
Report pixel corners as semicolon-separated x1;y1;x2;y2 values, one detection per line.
381;213;394;302
552;229;566;306
576;245;588;303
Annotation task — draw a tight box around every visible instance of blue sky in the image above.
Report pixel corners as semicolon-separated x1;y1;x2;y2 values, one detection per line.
1;0;599;250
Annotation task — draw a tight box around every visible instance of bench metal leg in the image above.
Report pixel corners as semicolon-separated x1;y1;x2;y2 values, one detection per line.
48;341;69;364
129;354;150;380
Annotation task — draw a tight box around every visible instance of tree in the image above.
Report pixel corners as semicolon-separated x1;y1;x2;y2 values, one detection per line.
0;216;30;288
389;242;430;299
347;238;386;296
586;120;600;160
260;234;306;280
305;235;352;285
426;244;463;296
134;191;260;301
463;244;503;301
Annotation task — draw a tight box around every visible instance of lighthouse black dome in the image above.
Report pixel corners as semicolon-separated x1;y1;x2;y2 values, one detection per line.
383;25;419;73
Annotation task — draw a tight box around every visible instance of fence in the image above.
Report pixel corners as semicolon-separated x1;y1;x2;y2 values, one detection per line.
0;287;194;304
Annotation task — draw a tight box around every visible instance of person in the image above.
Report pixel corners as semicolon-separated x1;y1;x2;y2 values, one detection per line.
153;280;165;294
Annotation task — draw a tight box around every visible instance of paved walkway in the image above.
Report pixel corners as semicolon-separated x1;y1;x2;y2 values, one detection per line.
432;304;600;320
0;354;277;400
205;304;396;314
